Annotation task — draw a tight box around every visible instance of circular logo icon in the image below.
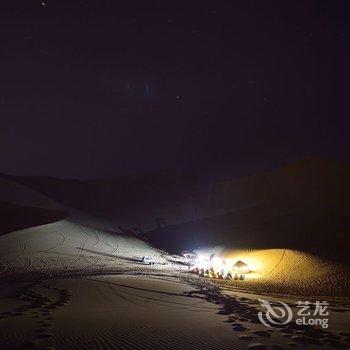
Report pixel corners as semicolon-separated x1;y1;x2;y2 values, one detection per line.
258;298;293;328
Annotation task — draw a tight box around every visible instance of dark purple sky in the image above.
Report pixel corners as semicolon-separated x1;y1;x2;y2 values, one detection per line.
1;1;349;179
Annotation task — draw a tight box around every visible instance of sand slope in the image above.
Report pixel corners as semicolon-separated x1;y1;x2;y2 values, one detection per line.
1;274;348;350
6;158;349;264
3;172;201;231
0;200;67;236
220;248;350;297
0;275;250;350
145;158;350;264
0;219;167;277
0;175;62;211
0;174;132;236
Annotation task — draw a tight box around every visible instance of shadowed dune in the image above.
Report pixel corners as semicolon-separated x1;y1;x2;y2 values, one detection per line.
1;172;201;230
2;158;350;263
1;157;350;297
144;204;350;265
145;158;350;265
0;175;129;235
0;201;67;236
0;175;63;211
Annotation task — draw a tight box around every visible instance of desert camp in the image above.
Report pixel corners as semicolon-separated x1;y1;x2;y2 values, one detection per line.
1;1;350;349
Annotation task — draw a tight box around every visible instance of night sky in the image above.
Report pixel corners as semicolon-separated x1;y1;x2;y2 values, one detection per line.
1;1;350;179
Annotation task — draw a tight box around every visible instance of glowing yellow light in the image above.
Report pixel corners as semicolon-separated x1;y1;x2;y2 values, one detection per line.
193;252;263;280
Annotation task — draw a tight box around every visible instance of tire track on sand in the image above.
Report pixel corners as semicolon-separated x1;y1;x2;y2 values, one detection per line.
24;257;32;269
68;226;89;267
5;242;26;265
35;257;49;273
0;242;26;273
0;263;7;273
39;232;66;253
261;248;287;278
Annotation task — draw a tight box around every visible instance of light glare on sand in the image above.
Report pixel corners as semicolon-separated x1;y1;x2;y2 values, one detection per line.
193;253;261;279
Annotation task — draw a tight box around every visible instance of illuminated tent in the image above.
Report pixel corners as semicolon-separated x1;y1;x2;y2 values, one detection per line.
233;260;248;271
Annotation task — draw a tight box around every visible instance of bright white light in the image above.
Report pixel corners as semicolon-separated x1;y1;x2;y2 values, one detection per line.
192;253;258;280
195;254;210;269
212;256;223;269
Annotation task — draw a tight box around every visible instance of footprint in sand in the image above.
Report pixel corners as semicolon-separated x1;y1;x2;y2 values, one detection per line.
12;312;24;316
41;311;51;316
14;307;26;312
55;302;66;307
46;304;59;309
247;318;261;324
34;332;54;339
232;325;247;331
218;310;232;315
247;343;267;350
35;328;46;333
224;316;238;323
237;317;249;322
40;322;54;328
270;345;283;350
321;338;343;347
251;330;271;337
280;328;293;334
238;335;255;341
22;340;40;349
290;335;321;345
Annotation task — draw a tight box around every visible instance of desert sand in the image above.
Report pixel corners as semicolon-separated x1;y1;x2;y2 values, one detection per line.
1;272;349;349
1;159;350;349
1;221;350;349
0;275;247;350
219;248;350;297
0;219;168;278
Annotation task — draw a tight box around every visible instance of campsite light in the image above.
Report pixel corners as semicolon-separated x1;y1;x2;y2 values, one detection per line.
194;254;210;270
192;252;261;280
211;256;223;270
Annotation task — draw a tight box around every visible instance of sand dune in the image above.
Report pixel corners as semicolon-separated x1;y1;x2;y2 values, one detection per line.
6;158;349;264
0;219;168;278
2;219;349;298
0;175;62;211
2;172;201;231
145;158;350;265
1;159;350;349
0;201;67;236
0;174;134;236
219;248;350;297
